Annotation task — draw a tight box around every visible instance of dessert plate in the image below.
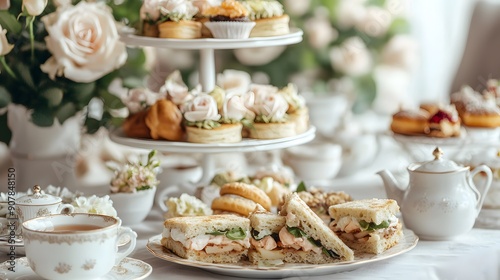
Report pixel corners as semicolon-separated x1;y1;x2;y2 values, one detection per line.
146;229;419;279
0;257;152;280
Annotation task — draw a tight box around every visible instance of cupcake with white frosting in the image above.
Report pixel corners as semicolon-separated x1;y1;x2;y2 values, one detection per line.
245;85;295;139
240;0;290;37
183;93;242;143
157;0;201;39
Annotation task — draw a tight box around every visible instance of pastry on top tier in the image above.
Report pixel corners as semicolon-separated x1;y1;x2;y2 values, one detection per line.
202;0;255;38
157;0;201;39
451;85;500;128
241;0;290;37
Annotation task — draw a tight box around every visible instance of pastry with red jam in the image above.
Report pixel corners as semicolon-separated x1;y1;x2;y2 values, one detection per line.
427;105;461;138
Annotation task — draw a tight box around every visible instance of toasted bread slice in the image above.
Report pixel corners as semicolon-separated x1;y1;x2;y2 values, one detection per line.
328;198;400;225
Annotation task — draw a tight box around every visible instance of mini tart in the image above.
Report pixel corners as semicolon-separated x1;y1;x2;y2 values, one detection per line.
142;21;159;37
250;14;290;37
390;109;430;136
186;123;243;143
287;107;309;134
158;20;202;39
248;122;296;139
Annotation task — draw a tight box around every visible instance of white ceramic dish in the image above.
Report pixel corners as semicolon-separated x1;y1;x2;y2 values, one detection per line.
0;257;152;280
146;229;418;279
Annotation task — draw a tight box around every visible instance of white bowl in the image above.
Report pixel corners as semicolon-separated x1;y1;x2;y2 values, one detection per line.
110;186;156;225
282;143;342;181
305;94;350;136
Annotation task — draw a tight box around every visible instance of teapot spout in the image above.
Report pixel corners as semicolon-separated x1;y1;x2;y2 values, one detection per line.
376;169;405;205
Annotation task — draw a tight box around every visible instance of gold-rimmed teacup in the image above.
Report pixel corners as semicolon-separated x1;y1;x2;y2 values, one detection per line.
22;213;137;280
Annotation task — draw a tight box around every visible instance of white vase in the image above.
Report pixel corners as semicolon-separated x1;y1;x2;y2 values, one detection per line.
110;186;156;225
7;104;82;192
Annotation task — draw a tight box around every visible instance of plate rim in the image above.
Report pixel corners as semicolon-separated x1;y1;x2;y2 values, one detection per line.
146;229;418;277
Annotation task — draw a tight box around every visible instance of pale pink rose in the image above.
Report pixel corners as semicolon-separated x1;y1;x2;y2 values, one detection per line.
0;0;10;10
329;37;372;76
22;0;47;16
305;13;338;49
337;0;366;29
252;92;288;122
355;6;392;37
123;88;161;114
283;0;311;17
183;94;221;122
223;94;255;121
381;35;418;71
0;24;13;56
140;0;161;21
159;70;192;106
40;2;127;83
217;69;251;96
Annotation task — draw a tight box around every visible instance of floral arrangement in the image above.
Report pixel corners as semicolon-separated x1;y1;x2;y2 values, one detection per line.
208;0;417;112
109;150;160;193
0;0;148;144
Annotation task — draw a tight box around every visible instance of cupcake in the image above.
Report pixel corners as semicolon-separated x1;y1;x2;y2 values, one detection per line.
157;0;202;39
278;83;309;134
192;0;223;37
202;0;256;39
245;85;295;139
140;0;162;37
183;93;242;143
240;0;290;37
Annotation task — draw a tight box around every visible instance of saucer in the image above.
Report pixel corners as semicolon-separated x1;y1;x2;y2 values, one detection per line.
0;257;152;279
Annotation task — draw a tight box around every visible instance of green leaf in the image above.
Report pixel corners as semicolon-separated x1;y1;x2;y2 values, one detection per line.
286;226;307;238
0;86;12;108
359;220;390;231
41;88;63;107
14;63;35;90
55;103;77;124
206;230;226;236
0;11;23;34
100;90;125;110
84;117;101;134
225;227;246;240
296;181;307;192
68;82;96;104
31;108;54;127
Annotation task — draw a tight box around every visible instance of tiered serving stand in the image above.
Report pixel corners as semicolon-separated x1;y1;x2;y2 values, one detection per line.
111;28;315;183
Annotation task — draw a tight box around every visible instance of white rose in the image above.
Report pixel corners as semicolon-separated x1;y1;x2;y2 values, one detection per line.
40;2;127;83
223;94;255;121
234;46;286;66
217;69;251;96
123;88;160;114
283;0;311;17
355;6;392;37
159;70;192;106
253;92;288;122
159;0;199;21
23;0;47;16
337;0;366;29
53;0;70;8
0;24;13;56
305;14;338;49
141;0;161;21
381;34;418;71
329;37;372;76
183;94;221;122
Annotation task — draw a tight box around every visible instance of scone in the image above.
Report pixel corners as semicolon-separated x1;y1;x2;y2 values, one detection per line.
241;0;290;37
145;99;184;141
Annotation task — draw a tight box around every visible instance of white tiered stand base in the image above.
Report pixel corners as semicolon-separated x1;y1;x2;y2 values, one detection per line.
114;28;312;183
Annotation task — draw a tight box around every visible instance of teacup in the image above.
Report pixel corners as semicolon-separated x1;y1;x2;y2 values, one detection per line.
16;185;75;224
22;213;137;280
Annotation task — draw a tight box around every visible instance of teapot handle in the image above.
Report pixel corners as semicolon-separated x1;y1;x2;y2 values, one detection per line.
468;165;493;215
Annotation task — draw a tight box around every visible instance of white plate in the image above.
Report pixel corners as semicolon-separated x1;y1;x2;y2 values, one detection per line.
0;257;152;280
120;28;303;50
146;229;418;279
109;126;316;154
390;130;467;146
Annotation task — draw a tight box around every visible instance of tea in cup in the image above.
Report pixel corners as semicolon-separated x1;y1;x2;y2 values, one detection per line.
16;185;74;224
22;213;137;280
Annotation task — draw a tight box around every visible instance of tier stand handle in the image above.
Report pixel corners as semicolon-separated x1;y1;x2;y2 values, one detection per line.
199;48;215;92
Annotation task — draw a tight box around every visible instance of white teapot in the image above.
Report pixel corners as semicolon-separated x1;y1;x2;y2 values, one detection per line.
377;147;492;240
16;185;74;224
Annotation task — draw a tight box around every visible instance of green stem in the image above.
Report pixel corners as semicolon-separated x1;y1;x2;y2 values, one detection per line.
29;16;35;64
0;56;16;79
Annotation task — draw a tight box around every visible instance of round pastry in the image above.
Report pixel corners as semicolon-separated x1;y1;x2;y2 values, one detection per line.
202;0;255;39
248;122;295;139
122;110;151;138
390;109;430;135
185;123;243;143
241;0;290;37
145;99;184;141
158;20;202;39
220;182;272;210
142;22;159;37
211;196;263;216
461;103;500;128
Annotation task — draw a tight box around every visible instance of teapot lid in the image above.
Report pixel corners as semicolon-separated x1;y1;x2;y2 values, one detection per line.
17;185;62;205
415;147;462;172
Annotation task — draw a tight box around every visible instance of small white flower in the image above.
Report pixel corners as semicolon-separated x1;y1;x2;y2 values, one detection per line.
22;0;47;16
283;0;311;17
158;0;199;21
122;88;162;114
159;70;192;106
329;37;372;77
0;24;14;56
305;12;338;49
381;34;418;71
355;6;392;37
336;0;366;29
72;195;117;217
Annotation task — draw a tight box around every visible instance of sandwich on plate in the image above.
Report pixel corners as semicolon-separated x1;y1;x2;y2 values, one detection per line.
256;192;355;264
161;214;251;263
328;198;404;254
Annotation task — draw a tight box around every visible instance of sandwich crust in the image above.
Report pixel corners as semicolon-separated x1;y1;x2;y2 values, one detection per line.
163;214;250;238
161;238;247;263
328;198;399;225
220;182;272;211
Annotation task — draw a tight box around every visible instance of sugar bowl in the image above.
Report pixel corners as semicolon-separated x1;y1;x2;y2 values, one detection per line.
16;185;74;224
